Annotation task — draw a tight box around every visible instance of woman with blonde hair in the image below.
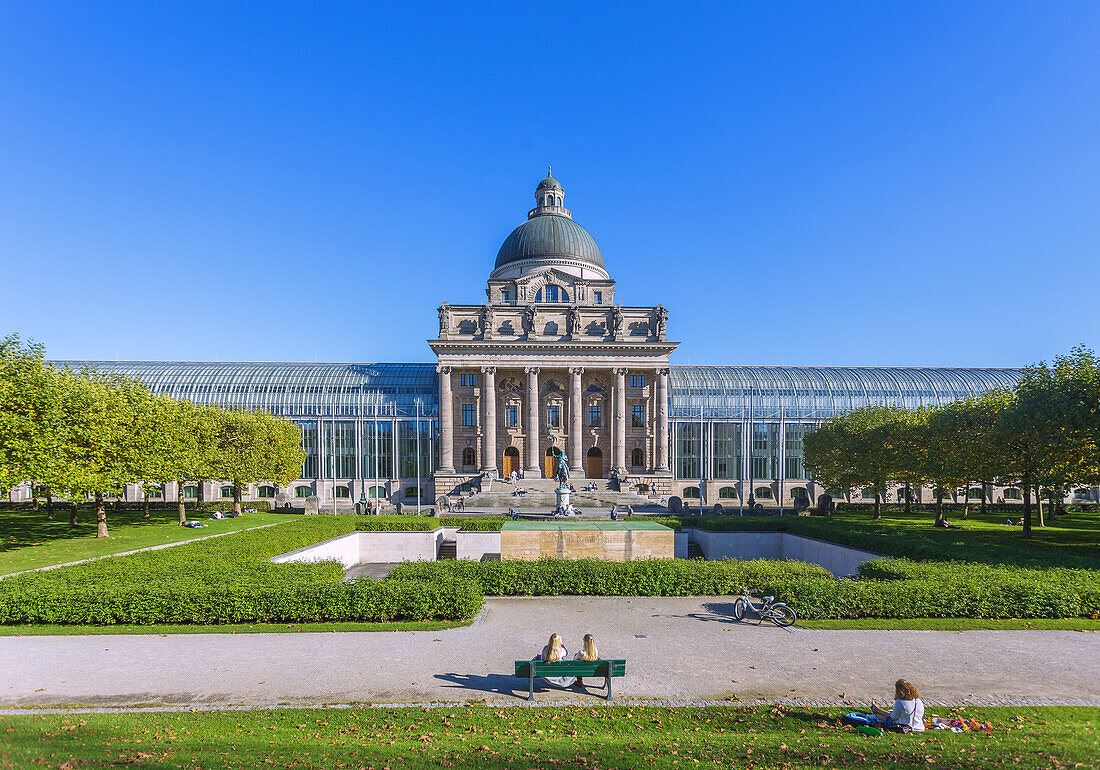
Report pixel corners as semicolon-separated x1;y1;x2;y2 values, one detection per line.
572;634;599;688
872;679;925;733
536;633;575;688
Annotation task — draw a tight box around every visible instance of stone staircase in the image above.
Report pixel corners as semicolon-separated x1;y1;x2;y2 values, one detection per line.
437;539;457;560
456;478;657;513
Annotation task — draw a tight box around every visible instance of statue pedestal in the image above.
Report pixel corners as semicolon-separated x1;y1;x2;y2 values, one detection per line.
555;487;571;512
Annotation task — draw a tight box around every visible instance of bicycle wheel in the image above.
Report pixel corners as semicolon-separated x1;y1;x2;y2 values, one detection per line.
732;597;746;621
768;603;797;627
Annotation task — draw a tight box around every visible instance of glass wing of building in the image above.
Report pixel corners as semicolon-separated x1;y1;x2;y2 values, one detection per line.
52;361;438;418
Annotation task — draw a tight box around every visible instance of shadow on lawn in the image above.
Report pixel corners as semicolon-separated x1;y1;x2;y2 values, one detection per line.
0;506;180;552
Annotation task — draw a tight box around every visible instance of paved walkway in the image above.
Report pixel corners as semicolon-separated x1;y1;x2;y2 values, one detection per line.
2;597;1097;708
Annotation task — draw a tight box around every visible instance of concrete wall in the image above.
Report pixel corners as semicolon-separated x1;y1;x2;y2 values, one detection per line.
358;530;441;563
270;532;360;568
456;530;502;561
674;531;688;559
501;527;674;561
684;529;881;577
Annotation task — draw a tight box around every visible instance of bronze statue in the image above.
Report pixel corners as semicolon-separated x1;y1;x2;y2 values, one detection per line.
551;446;569;486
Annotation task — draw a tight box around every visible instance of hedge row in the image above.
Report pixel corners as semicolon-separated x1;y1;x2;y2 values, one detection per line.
389;558;831;597
387;557;1100;619
354;516;509;532
0;517;483;625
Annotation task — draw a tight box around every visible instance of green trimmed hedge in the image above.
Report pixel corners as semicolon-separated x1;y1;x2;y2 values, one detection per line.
354;516;509;532
389;558;830;596
388;557;1100;620
0;517;482;625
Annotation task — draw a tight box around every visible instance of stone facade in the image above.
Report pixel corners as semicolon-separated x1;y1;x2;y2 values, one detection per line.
431;173;676;496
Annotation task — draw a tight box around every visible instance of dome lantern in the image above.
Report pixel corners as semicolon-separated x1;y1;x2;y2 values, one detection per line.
532;166;568;216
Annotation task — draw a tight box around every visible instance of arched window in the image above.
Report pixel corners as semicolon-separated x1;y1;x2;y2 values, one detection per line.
294;485;313;498
861;488;877;500
718;486;738;499
367;485;386;499
546;285;559;303
220;485;234;498
683;486;700;499
334;485;350;499
631;448;644;467
790;487;808;500
181;485;199;499
556;196;562;206
462;447;476;467
1004;487;1022;500
257;485;276;498
405;486;421;500
753;486;773;500
560;288;569;301
535;290;542;302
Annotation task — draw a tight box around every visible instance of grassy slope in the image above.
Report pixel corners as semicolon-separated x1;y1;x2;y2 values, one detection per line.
683;508;1100;569
0;706;1094;769
0;506;291;575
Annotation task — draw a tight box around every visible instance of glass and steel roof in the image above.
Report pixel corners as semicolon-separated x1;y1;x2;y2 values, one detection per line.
50;361;1022;423
668;366;1023;421
50;362;438;418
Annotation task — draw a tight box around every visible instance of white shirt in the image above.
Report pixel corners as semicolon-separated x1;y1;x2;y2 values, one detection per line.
890;699;925;731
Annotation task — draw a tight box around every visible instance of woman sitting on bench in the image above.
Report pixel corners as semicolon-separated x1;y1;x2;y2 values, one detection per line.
572;634;599;689
535;633;576;688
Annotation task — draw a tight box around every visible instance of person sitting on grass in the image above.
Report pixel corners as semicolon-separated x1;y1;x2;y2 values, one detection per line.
871;679;926;733
536;633;576;689
572;634;599;689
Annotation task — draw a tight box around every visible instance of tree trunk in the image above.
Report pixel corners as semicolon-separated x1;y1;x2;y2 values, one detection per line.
69;501;78;527
1022;479;1032;539
934;489;946;527
95;492;109;538
177;481;187;525
904;483;912;515
980;483;987;516
232;482;242;515
197;482;205;513
46;492;54;520
32;491;39;512
143;491;150;519
961;484;969;519
873;491;881;520
1036;490;1045;528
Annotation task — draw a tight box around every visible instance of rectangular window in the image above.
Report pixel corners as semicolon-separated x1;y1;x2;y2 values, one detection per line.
631;404;644;427
504;404;518;427
320;420;356;478
675;422;707;479
588;403;601;427
630;374;646;388
296;420;319;478
461;404;476;427
751;423;779;478
547;404;560;428
712;422;742;480
362;420;393;480
546;285;559;302
784;423;812;479
459;373;476;387
397;419;434;478
593;291;602;304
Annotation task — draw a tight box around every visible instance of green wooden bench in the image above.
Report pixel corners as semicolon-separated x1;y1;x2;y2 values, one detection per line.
514;659;627;701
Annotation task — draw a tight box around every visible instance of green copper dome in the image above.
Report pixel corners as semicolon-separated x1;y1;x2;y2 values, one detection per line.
494;213;605;270
536;175;563;192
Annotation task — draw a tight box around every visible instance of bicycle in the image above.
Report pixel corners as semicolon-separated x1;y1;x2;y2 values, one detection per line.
731;593;797;627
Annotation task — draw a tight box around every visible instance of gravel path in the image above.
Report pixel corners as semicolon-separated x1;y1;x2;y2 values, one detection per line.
1;597;1097;709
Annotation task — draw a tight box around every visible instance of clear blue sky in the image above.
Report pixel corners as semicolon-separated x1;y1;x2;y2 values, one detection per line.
2;2;1098;367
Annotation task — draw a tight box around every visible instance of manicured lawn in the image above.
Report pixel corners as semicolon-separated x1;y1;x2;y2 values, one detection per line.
799;618;1100;631
682;508;1100;569
0;706;1094;769
0;619;470;636
0;506;291;575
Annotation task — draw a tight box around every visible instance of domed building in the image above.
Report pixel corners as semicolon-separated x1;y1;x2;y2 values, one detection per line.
31;171;1059;514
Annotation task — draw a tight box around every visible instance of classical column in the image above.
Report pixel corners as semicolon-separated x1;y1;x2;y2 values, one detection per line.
480;366;497;473
436;365;454;474
656;367;670;473
613;367;628;472
524;366;541;474
569;367;584;475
